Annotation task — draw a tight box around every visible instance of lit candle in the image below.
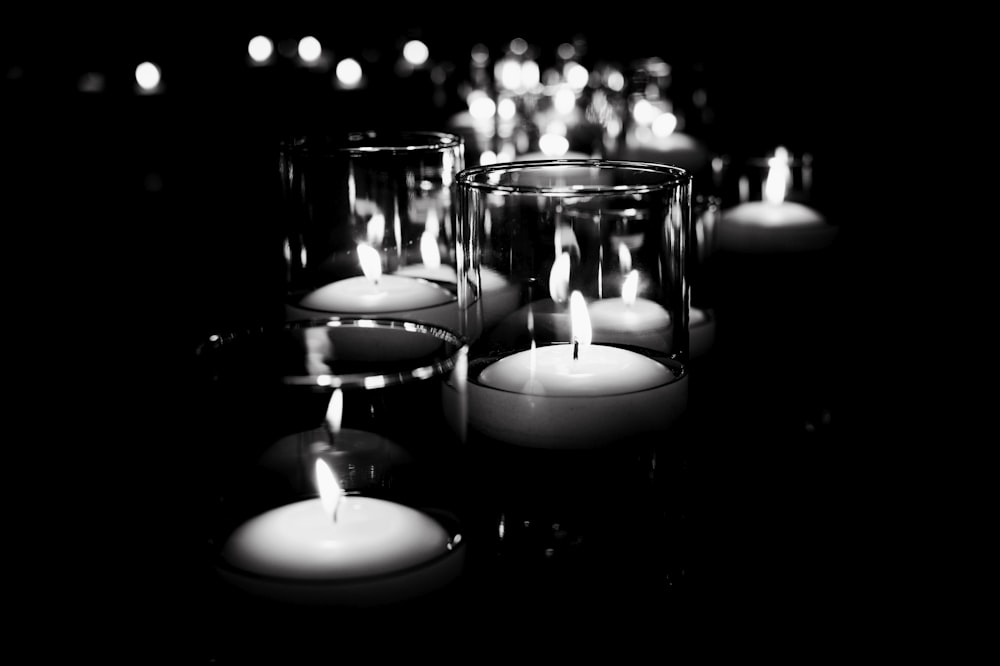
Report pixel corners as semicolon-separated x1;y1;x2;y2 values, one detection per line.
619;107;712;176
587;252;673;351
291;242;459;330
395;216;520;330
718;146;836;253
219;457;463;606
466;291;687;448
257;388;412;493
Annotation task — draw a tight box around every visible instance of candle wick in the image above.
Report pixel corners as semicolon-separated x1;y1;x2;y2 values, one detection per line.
573;339;579;361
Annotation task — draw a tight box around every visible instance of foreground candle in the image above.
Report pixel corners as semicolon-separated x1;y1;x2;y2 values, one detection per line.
464;291;687;448
218;459;462;606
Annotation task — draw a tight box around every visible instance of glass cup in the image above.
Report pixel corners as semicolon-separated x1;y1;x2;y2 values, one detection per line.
194;317;469;620
449;159;692;602
280;130;467;334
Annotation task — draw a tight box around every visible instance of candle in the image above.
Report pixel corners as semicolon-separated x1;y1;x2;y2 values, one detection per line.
218;458;463;606
619;111;712;176
257;389;412;493
587;269;672;351
394;226;520;331
465;291;687;449
289;243;459;331
718;147;836;253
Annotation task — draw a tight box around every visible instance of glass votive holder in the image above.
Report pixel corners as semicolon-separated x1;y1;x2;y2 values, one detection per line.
448;160;692;595
454;159;691;451
690;192;720;360
280;130;467;334
195;317;469;609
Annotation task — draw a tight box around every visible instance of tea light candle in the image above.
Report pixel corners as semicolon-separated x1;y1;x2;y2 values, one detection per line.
395;236;520;331
587;270;672;351
466;291;687;448
257;388;411;492
219;459;461;606
718;147;836;253
292;243;458;330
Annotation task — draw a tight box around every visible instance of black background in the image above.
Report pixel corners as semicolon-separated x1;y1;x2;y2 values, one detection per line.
2;12;917;661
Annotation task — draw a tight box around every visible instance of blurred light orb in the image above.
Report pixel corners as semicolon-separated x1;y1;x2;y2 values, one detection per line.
298;36;322;62
606;70;625;92
468;94;496;120
135;62;160;90
497;97;516;120
336;58;363;87
509;38;528;56
651;112;678;137
479;150;498;165
538;133;570;157
565;63;588;91
471;43;489;65
247;35;273;62
402;40;429;66
553;86;576;115
557;43;575;60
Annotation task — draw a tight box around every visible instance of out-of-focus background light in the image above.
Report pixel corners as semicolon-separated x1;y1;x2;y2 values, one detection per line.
247;35;274;64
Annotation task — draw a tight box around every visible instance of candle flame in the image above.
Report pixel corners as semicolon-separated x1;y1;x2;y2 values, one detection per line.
622;270;639;306
425;206;440;236
764;146;791;204
569;290;592;350
326;388;343;434
549;252;571;303
618;242;632;274
316;458;343;522
357;243;382;283
420;230;441;269
367;212;386;245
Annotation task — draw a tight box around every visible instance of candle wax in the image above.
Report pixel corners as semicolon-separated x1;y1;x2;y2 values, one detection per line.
719;201;835;253
478;343;672;397
221;496;450;579
299;275;454;313
587;297;672;352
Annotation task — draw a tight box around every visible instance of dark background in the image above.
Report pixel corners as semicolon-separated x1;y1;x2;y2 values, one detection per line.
2;13;915;661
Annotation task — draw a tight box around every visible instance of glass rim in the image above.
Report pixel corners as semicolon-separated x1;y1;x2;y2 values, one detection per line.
195;317;469;389
286;130;463;156
456;159;691;195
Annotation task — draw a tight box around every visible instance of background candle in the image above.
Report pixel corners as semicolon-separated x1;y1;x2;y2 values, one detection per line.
587;271;672;351
290;243;460;331
219;459;463;606
717;147;835;253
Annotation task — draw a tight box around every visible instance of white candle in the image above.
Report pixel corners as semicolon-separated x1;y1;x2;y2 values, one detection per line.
219;459;462;606
299;276;454;312
257;389;412;492
289;243;459;331
587;270;672;351
465;291;687;448
397;259;520;332
718;147;836;253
